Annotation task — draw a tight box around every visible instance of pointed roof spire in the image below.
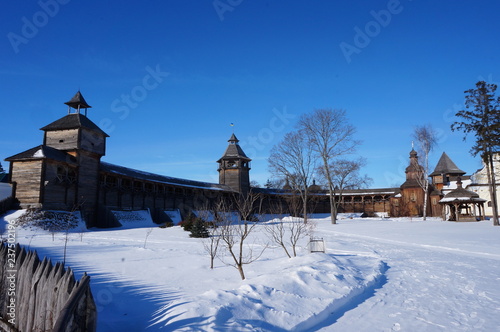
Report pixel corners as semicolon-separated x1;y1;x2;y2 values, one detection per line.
228;133;239;144
430;152;466;177
64;91;92;115
217;133;251;162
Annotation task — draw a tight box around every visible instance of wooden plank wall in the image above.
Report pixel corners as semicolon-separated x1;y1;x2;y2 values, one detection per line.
45;129;79;151
10;160;43;207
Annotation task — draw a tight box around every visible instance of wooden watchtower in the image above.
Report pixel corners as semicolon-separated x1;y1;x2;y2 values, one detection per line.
217;134;251;194
6;91;108;226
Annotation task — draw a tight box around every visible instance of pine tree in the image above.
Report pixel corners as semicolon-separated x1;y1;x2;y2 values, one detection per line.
0;162;5;174
452;81;500;225
189;218;210;238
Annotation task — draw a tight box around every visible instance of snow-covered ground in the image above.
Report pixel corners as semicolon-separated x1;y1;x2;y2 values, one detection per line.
2;210;500;331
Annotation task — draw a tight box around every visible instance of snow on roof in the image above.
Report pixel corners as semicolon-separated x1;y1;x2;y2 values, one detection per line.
100;162;234;192
33;149;44;158
439;197;486;203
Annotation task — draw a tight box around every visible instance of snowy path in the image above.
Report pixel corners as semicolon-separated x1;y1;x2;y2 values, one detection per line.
319;222;500;331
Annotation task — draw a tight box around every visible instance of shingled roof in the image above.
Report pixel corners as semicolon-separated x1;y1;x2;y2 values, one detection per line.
5;145;77;164
40;113;109;137
64;91;92;110
439;178;485;203
100;162;235;192
217;134;251;162
430;152;466;177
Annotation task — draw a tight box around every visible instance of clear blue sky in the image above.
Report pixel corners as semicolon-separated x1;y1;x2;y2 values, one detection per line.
1;0;499;188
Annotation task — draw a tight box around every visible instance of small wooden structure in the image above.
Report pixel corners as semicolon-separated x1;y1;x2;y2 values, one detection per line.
439;178;486;221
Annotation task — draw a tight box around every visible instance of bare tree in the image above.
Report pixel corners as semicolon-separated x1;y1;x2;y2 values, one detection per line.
250;180;261;188
288;218;315;257
143;228;153;249
264;218;292;258
268;131;316;223
265;178;285;189
298;109;361;224
235;191;261;221
199;204;223;269
412;125;438;220
263;200;315;258
217;193;266;280
318;158;372;215
265;218;314;258
263;201;292;258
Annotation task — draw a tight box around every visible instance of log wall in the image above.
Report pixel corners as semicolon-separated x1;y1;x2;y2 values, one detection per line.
10;160;43;207
45;129;79;151
42;161;77;211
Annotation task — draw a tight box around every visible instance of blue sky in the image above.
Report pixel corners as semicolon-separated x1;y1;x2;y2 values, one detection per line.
1;0;499;188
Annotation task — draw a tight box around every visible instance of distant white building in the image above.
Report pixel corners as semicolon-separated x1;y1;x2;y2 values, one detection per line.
467;153;500;217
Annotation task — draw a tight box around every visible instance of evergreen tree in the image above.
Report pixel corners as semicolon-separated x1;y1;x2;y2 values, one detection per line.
0;162;4;174
189;218;210;238
452;81;500;225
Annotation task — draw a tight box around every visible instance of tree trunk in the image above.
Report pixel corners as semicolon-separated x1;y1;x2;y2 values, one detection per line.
302;195;308;224
323;161;337;224
237;264;246;280
330;188;337;224
486;153;499;226
422;180;429;221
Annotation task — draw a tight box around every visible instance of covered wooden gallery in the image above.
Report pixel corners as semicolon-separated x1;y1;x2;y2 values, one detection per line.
252;187;399;217
98;162;237;226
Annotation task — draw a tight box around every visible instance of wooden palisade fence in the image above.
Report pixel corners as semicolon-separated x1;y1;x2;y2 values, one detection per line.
0;243;96;332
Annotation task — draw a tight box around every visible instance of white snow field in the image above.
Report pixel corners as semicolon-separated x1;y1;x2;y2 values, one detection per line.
2;210;500;331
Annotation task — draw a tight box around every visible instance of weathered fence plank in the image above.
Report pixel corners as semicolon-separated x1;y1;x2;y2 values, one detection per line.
0;244;96;332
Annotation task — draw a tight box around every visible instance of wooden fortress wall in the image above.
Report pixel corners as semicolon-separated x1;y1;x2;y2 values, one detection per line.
9;160;44;208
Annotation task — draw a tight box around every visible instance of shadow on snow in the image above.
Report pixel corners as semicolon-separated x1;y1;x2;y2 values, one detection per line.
294;260;390;331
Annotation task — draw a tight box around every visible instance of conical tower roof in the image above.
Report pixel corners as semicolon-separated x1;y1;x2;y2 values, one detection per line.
217;134;251;162
430;152;466;177
64;91;92;110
